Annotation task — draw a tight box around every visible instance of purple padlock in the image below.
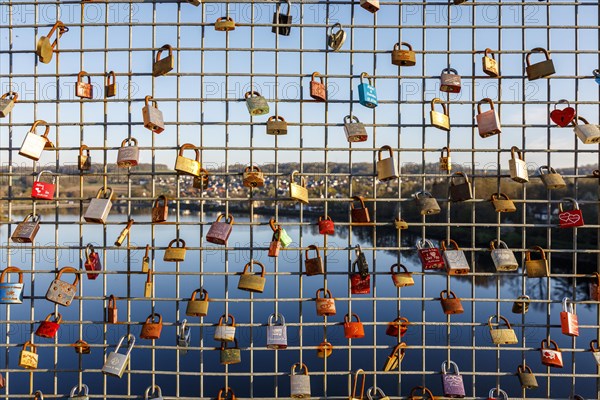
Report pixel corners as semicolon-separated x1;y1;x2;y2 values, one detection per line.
441;360;465;398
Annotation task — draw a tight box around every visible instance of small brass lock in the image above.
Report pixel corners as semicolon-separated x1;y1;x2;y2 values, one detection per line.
0;91;18;117
508;146;528;183
440;289;464;314
11;213;41;243
441;239;470;275
377;145;398;182
350;369;366;400
439;146;451;171
408;386;435;400
304;245;323;276
220;339;241;365
186;288;209;317
316;341;333;358
382;343;406;371
351;195;370;224
267;115;288;135
19;120;52;161
310;72;327;102
272;0;292;36
315;288;336;316
448;172;473;202
488;314;518;345
394;217;408;230
572;116;600;144
19;341;38;369
78;144;92;171
84;186;113;224
75;71;93;99
102;334;135;378
245;91;270;115
327;23;346;51
140;313;163;340
238;260;266;293
117;137;139;168
430;98;450;131
105;71;116;98
512;295;530;314
490;192;516;213
174;143;201;176
152;195;169;223
440;67;461;93
152;44;174;77
526;47;556;81
215;16;236;31
390;263;414;287
206;214;234;245
476;98;501;137
45;266;79;306
489;239;519;272
36;21;68;64
525;246;549;278
217;387;236;400
290;362;311;398
344;115;368;142
391;42;416;66
538;165;567;189
164;238;187;262
517;364;538;389
142;95;165;133
214;314;236;341
193;168;210;189
289;170;309;204
360;0;380;13
243;165;265;188
72;339;91;354
414;191;441;215
0;266;24;304
482;48;499;77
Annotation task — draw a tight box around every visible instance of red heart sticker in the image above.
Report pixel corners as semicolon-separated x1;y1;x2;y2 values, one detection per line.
550;107;576;127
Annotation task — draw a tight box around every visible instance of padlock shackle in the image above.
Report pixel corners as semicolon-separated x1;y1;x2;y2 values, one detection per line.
0;91;18;101
572;115;590;126
21;212;41;224
351;195;367;209
594;69;600;78
77;70;91;84
558;197;579;212
414;190;433;200
56;266;79;286
562;297;575;314
144;95;158;108
416;238;435;250
517;363;533;374
329;23;343;35
537;164;557;175
344;312;361;323
490;192;510;202
352;369;366;400
377;145;394;161
390;263;409;274
155;44;172;62
541;338;560;351
441;359;460;375
590;339;600;353
487;314;512;330
69;384;89;397
441;67;458;76
291;170;306;187
510;145;524;161
180;318;188;334
244;90;262;99
214;213;234;225
440;239;459;251
305;244;320;260
108;294;117;308
440;289;458;300
145;312;162;325
120;137;138;147
395;41;413;51
316;288;333;299
190;287;209;301
217;387;236;400
366;386;387;400
268;115;285;122
114;333;136;356
144;384;163;400
79;144;90;156
269;217;280;232
525;245;546;261
344;114;360;124
44;311;62;324
489;239;509;251
290;361;309;375
268;312;285;326
167;238;186;249
408;385;434;400
244;165;262;173
430;97;448;115
95;186;113;200
318;215;333;222
33;390;44;400
30;120;51;138
22;341;37;353
179;143;200;161
242;260;265;277
359;72;373;86
0;266;24;284
85;243;96;260
526;47;551;66
46;21;68;49
477;97;495;114
311;71;324;84
106;71;116;85
218;313;236;326
153;195;168;208
554;98;571;110
483;47;495;59
487;388;508;400
449;171;469;185
441;146;450;157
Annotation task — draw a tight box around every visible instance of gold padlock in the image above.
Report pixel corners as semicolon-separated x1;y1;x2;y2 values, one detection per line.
19;341;39;369
36;21;68;64
538;165;567;190
525;246;549;278
482;48;499;77
430;98;450;131
193;168;210;189
105;71;117;98
391;42;416;66
19;120;52;161
0;91;18;118
439;146;451;171
215;16;236;31
152;44;174;77
174;143;201;177
243;165;265;188
488;314;518;345
78;144;92;171
289;170;309;204
238;260;266;293
164;238;187;262
490;192;516;213
267;115;288;135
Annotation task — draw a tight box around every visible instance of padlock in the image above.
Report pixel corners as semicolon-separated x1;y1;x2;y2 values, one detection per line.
141;244;150;272
78;144;92;171
377;145;398;182
177;319;191;354
440;67;461;93
441;360;465;398
84;187;113;224
439;146;451;171
367;386;391;400
394;217;408;230
142;95;165;133
315;288;336;316
304;245;324;276
589;273;600;301
31;170;55;200
117;137;139;168
140;313;163;340
327;23;346;51
33;391;44;400
11;213;41;243
144;385;163;400
114;219;134;247
351;244;370;294
215;16;236;31
391;42;416;66
75;71;93;99
491;192;516;213
206;214;234;245
309;72;327;102
385;316;409;337
344;115;368;142
272;0;292;35
0;91;18;117
186;288;209;317
511;295;530;314
560;297;579;337
525;246;549;278
550;99;576;127
526;47;556;81
19;341;38;369
36;21;68;64
488;314;518;345
382;342;406;371
217;387;236;400
414;191;441;215
572;116;600;144
151;195;169;223
417;239;445;270
35;312;62;338
508;146;528;183
45;266;79;306
214;314;236;342
449;172;473;202
153;44;174;77
243;165;265;188
558;197;584;228
590;340;600;366
245;91;269;116
0;266;24;304
487;388;508;400
19;120;51;161
174;143;201;176
269;218;293;248
290;170;309;203
351;196;370;223
105;71;116;98
143;270;152;297
390;264;414;287
350;369;366;400
193;168;210;189
164;238;187;262
238;260;266;293
517;364;538;389
317;341;333;358
220;339;241;365
72;339;91;354
102;334;135;378
540;338;563;368
490;239;519;271
360;0;379;13
290;362;311;398
482;48;499;77
267;115;288;135
358;72;378;108
441;239;470;275
107;295;118;324
430;98;450;131
476;98;501;137
408;386;435;400
440;290;464;315
318;215;334;235
268;229;282;258
344;313;365;339
267;313;288;349
68;384;89;400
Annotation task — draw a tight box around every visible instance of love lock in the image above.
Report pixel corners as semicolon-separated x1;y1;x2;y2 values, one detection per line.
550;99;576;127
327;23;346;51
558;197;584;228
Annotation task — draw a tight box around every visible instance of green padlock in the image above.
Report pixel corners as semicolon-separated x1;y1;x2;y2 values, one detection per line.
270;218;293;248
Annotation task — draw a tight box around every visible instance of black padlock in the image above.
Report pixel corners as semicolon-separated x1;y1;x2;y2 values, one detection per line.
272;0;292;36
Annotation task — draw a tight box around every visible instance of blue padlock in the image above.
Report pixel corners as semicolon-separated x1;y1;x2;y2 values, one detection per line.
0;267;24;304
358;72;378;108
594;69;600;85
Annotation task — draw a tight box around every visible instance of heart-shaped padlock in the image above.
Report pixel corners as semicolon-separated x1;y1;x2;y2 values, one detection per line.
550;99;576;127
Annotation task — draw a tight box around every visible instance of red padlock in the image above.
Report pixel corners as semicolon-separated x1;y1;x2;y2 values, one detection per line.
350;273;370;294
84;243;102;280
417;239;445;270
385;316;409;337
35;312;62;338
560;297;579;337
318;215;334;235
558;198;584;228
268;228;281;258
31;170;56;200
540;338;563;368
550;99;576;127
343;313;365;339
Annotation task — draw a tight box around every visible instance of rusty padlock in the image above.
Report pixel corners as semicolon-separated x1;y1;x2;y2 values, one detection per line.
11;213;41;243
491;193;516;213
266;115;288;135
72;339;91;355
317;341;333;358
193;168;210;189
508;146;528;183
19;120;52;161
440;290;464;314
540;338;563;368
417;239;445;270
439;146;451;171
414;191;441;215
526;47;555;81
105;71;116;98
558;197;584;228
31;170;55;200
589;273;600;301
163;238;187;262
140;313;163;340
488;314;518;345
390;263;414;287
318;215;334;235
78;144;92;171
84;243;101;280
315;288;336;316
142;95;165;133
391;42;416;66
242;165;265;188
151;195;168;223
107;295;118;324
35;312;62;338
220;339;241;365
45;266;79;306
310;72;327;102
238;260;266;293
344;313;365;339
304;245;323;276
351;196;370;223
525;246;549;278
440;67;461;93
214;314;236;342
385;316;409;337
206;214;234;245
268;228;282;258
394;217;408;230
186;288;209;317
517;364;538;389
0;91;18;117
441;239;470;275
215;16;236;31
482;48;499;77
360;0;379;13
382;343;407;371
75;71;93;99
476;98;501;137
560;297;579;337
152;44;174;77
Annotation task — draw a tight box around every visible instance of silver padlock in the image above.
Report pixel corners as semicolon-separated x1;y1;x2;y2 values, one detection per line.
290;362;311;398
538;165;567;190
0;91;18;118
102;334;135;378
508;146;528;183
142;95;165;133
267;313;288;349
441;239;470;275
572;116;600;144
344;115;368;142
45;266;79;306
376;145;398;182
449;172;473;202
214;314;236;342
490;239;518;272
177;319;191;355
476;98;501;138
414;191;441;215
440;67;461;93
144;385;163;400
84;187;113;224
19;120;52;161
69;384;89;400
327;23;346;51
117;137;139;168
366;386;390;400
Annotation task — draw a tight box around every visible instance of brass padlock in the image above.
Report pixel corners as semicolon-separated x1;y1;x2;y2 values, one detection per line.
440;289;464;314
142;95;165;133
390;263;414;287
512;295;530;314
290;170;309;204
488;314;518;345
117;137;139;168
45;266;79;306
414;191;441;215
215;16;236;31
84;187;113;224
360;0;379;13
33;391;44;400
152;195;168;223
394;217;408;230
19;341;38;369
69;384;89;400
476;98;501;137
102;334;135;378
526;47;555;81
517;364;538;389
206;214;234;245
193;168;210;189
441;239;470;275
75;71;93;99
490;239;519;272
430;98;450;131
482;48;499;77
220;339;241;365
243;165;265;188
174;143;201;176
316;341;333;358
391;42;416;66
344;115;368;142
382;343;407;371
78;144;92;171
315;288;336;316
11;213;41;243
214;314;236;341
238;260;266;293
350;369;366;400
19;120;52;161
508;146;528;183
217;387;236;400
152;44;174;77
538;165;567;189
351;195;370;223
72;339;91;354
310;72;327;102
105;71;116;98
408;386;434;400
0;91;18;117
439;146;451;171
440;67;461;93
186;288;209;317
449;172;473;202
36;21;68;64
267;115;288;135
245;91;269;115
140;313;163;340
377;145;398;182
525;246;549;278
164;238;187;262
113;218;132;246
327;23;346;51
304;245;323;276
491;192;516;213
290;362;311;398
367;386;391;400
572;116;600;144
